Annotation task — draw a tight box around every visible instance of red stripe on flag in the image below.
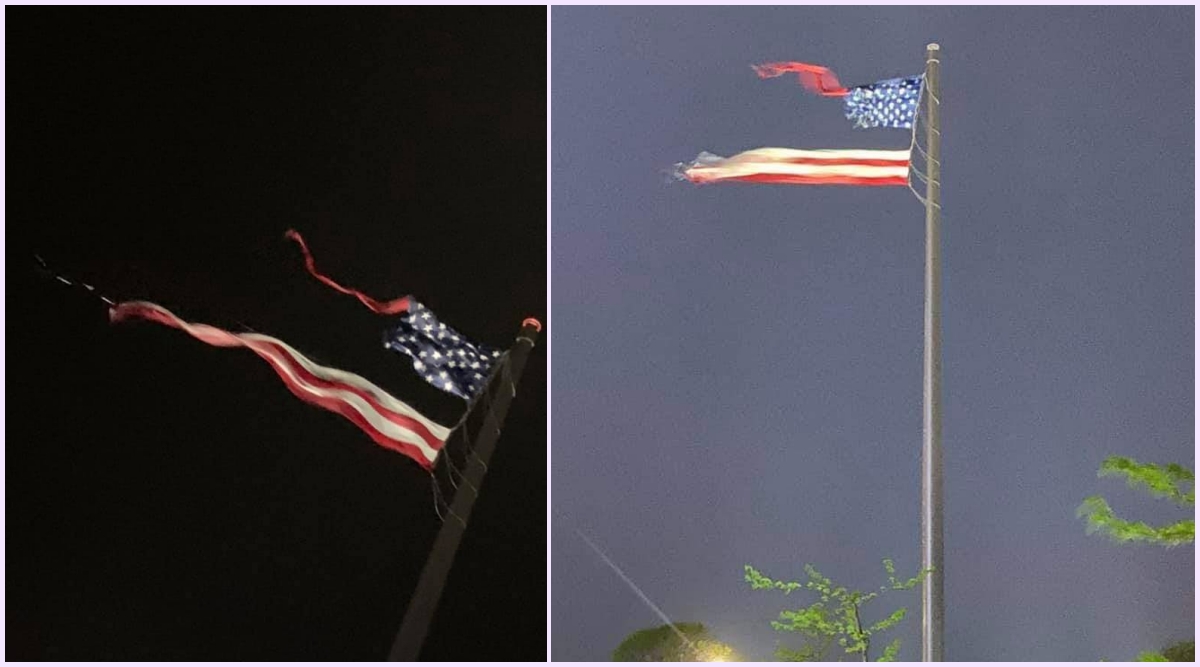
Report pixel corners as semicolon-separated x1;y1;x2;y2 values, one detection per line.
247;345;441;467
110;301;447;469
249;338;448;451
679;147;911;187
774;157;911;168
709;173;908;186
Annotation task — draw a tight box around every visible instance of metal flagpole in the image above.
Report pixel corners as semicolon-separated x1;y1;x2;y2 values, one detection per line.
920;42;943;663
388;318;542;661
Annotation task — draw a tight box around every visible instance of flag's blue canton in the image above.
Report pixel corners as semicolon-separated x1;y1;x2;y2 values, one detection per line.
844;75;923;129
384;300;501;401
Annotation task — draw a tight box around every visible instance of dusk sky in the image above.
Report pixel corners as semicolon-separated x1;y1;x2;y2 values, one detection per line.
8;8;544;660
551;6;1193;662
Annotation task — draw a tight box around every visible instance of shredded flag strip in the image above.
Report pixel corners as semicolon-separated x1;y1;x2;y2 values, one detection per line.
754;62;923;129
678;147;911;186
285;229;412;315
110;300;451;469
285;230;501;401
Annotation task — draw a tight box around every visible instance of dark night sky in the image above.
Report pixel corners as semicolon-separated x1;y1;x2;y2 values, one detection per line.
552;6;1193;662
7;8;544;660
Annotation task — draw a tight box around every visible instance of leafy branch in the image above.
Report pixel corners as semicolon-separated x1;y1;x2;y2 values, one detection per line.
745;559;930;661
1078;456;1194;547
1098;456;1194;505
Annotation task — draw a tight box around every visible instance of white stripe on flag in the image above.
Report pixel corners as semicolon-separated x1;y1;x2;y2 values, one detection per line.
725;147;912;162
110;301;449;468
682;147;911;186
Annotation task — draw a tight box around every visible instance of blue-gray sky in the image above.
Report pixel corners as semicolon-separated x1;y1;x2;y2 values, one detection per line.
551;7;1193;661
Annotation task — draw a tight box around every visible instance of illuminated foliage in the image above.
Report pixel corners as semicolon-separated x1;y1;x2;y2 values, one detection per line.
1132;640;1195;662
1077;456;1194;547
1162;641;1195;661
1080;457;1194;662
612;622;739;662
744;559;929;661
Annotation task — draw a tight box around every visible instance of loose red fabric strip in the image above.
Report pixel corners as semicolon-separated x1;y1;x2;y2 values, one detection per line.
752;62;850;97
285;229;411;315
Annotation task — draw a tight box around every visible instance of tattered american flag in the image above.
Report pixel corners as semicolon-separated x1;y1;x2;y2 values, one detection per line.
283;230;504;402
753;62;923;129
110;301;451;469
678;147;911;186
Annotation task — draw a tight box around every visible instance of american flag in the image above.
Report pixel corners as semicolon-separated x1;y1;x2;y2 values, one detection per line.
679;147;911;186
753;62;923;129
384;300;502;401
110;301;451;469
284;230;502;401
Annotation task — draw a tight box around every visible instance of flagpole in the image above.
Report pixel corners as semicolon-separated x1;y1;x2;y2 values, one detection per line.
388;318;542;661
920;42;943;663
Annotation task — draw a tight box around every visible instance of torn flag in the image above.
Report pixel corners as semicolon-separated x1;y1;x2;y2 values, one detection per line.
677;147;910;186
285;230;501;401
753;62;923;129
110;300;451;469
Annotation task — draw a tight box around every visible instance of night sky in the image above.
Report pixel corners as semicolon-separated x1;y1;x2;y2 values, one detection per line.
7;8;544;660
551;6;1193;662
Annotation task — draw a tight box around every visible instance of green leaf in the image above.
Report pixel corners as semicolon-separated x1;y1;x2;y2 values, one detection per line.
746;564;804;593
1081;457;1195;547
869;608;907;634
746;556;924;663
1078;496;1195;546
1099;457;1194;506
876;638;902;661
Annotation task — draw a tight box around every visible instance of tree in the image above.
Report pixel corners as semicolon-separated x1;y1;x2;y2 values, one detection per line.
744;560;929;662
1161;640;1194;661
612;622;738;662
1079;456;1194;662
1136;640;1194;663
1077;456;1194;546
1161;638;1190;657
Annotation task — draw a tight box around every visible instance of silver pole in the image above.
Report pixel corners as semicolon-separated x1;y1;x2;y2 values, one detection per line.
388;321;542;660
920;42;943;663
